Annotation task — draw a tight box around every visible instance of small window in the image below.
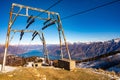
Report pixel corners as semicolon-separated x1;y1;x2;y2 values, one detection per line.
35;64;38;67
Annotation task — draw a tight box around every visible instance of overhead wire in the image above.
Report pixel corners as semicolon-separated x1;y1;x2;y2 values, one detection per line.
35;0;63;18
59;0;120;60
61;0;120;20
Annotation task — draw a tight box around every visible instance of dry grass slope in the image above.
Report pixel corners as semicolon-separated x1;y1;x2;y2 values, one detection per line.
0;67;114;80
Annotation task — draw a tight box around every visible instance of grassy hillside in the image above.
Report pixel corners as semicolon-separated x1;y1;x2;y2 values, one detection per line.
0;67;119;80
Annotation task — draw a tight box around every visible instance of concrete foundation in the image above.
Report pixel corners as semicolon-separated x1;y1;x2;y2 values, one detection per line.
58;59;75;71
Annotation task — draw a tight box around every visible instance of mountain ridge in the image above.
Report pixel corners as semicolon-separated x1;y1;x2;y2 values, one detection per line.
0;38;120;60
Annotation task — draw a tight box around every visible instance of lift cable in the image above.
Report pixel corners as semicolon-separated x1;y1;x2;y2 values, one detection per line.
61;0;120;20
35;0;63;18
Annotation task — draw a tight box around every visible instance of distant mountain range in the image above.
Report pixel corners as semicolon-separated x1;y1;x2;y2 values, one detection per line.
0;38;120;60
0;45;42;55
47;38;120;60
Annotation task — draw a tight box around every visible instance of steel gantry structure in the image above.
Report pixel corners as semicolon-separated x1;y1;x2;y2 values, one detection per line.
1;3;71;72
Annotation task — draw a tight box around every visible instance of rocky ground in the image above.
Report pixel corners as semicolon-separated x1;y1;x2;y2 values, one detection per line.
0;65;120;80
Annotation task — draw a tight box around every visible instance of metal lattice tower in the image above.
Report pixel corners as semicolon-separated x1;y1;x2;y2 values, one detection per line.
1;3;71;72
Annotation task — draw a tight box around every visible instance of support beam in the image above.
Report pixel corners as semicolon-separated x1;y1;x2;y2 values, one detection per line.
42;33;50;64
61;29;71;60
1;6;14;72
12;3;58;15
11;29;37;33
58;30;63;59
57;15;71;60
12;13;49;21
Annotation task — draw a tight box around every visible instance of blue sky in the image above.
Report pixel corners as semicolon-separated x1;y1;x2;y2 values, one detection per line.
0;0;120;45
